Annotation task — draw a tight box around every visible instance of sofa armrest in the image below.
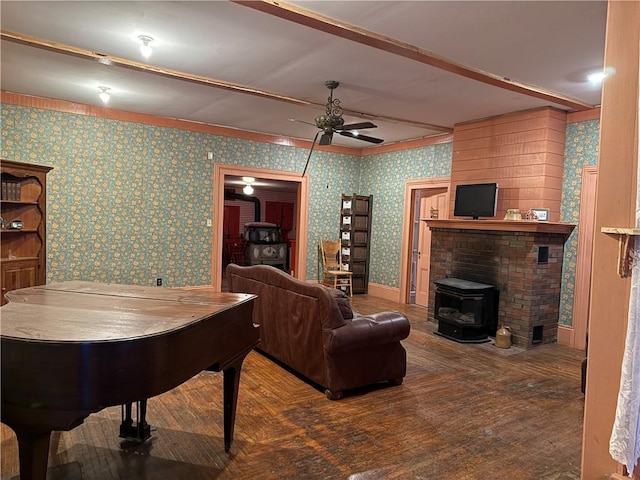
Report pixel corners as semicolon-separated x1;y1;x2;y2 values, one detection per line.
324;311;410;353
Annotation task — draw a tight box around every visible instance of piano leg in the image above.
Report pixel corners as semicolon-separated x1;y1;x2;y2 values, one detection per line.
221;353;251;453
14;427;51;480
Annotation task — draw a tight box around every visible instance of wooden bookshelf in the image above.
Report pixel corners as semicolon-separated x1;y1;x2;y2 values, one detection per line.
1;160;53;304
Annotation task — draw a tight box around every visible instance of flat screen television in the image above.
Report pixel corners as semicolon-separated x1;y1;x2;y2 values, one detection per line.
453;183;498;219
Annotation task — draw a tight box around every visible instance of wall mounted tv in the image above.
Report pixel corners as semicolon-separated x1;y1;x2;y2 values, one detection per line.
453;183;499;220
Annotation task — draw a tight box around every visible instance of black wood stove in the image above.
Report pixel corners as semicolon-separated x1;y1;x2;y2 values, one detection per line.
243;222;287;270
433;278;498;343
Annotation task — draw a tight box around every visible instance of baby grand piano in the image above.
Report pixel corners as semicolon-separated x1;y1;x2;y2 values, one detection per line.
1;281;259;480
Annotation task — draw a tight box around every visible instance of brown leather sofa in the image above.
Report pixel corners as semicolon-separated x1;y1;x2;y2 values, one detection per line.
226;263;410;399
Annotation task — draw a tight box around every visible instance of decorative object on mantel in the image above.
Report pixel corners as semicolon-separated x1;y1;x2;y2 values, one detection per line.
503;209;522;221
601;227;640;278
530;208;550;221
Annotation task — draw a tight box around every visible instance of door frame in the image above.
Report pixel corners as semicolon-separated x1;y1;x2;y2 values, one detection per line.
414;188;448;306
399;177;450;303
563;165;598;349
212;164;310;291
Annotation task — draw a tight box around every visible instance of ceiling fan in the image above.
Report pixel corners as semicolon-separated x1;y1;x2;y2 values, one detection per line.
300;80;384;176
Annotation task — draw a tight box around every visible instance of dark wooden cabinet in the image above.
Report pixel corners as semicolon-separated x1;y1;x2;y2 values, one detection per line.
1;160;52;304
339;194;372;294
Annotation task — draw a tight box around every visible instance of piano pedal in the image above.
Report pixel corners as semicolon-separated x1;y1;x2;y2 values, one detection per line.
119;422;151;443
119;400;152;443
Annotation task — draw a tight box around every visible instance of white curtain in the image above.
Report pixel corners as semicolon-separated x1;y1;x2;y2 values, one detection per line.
609;75;640;476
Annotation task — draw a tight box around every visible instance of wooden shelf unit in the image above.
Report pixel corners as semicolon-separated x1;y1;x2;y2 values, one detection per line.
1;159;53;304
340;194;373;294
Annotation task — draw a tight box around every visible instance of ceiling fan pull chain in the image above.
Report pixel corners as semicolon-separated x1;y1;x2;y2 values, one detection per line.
301;131;320;177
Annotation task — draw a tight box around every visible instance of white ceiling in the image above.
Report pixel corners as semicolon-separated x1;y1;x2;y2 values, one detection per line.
1;1;606;150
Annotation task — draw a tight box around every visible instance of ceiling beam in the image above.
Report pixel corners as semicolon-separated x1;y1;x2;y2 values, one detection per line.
234;0;595;111
1;30;309;107
0;29;452;133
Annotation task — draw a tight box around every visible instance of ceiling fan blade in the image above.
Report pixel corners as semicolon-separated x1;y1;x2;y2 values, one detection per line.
289;118;317;127
338;131;384;144
336;121;377;131
319;133;333;145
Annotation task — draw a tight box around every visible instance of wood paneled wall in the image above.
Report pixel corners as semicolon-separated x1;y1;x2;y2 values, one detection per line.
450;107;567;221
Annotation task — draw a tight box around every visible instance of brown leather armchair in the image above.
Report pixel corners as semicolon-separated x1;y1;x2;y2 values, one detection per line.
226;263;410;399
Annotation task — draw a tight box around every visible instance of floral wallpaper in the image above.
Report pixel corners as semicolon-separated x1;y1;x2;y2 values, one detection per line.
558;119;600;326
0;104;361;286
1;103;599;329
360;144;453;287
2;108;219;286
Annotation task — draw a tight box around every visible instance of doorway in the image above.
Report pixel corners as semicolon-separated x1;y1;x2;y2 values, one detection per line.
212;164;310;291
413;188;448;306
399;178;450;305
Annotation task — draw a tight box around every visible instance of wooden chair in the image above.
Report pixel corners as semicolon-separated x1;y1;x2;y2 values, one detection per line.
224;236;246;266
320;240;353;297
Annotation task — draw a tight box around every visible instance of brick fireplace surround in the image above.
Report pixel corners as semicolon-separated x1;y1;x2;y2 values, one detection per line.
426;220;575;348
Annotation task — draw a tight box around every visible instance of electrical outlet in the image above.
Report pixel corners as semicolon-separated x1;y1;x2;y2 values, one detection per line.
207;152;213;160
156;278;162;286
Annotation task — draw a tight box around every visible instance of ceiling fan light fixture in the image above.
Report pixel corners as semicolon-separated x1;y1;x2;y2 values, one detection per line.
138;35;154;58
98;86;110;103
242;176;255;184
243;184;254;195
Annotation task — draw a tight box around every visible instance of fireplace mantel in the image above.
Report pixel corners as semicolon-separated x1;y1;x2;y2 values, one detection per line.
423;219;575;236
426;220;575;348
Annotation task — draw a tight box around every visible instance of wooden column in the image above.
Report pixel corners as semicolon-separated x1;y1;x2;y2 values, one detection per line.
581;1;639;477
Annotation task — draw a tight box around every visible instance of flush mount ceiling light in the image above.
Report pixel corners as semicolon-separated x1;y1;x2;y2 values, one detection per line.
97;55;112;66
138;35;153;58
586;70;606;84
586;66;615;84
242;177;255;195
98;86;110;103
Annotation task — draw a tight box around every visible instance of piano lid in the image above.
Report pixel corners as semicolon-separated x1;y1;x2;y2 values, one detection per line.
1;281;255;343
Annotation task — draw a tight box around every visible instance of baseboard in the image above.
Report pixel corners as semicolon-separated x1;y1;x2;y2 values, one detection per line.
367;283;402;303
557;325;575;348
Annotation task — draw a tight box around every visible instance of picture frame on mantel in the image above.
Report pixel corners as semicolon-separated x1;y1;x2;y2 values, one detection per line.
531;208;549;221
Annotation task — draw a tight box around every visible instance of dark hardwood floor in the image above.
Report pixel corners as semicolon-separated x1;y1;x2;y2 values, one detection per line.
1;295;584;479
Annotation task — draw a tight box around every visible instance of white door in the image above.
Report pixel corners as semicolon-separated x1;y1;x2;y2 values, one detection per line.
415;191;448;307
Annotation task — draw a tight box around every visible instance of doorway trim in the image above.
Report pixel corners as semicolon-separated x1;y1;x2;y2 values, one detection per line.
558;165;598;349
212;164;310;291
399;177;450;303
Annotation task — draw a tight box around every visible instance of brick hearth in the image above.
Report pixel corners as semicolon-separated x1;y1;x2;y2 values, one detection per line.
426;220;574;348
